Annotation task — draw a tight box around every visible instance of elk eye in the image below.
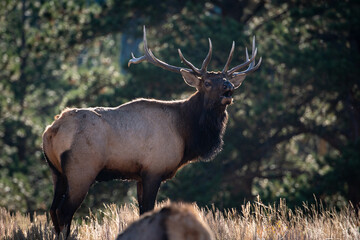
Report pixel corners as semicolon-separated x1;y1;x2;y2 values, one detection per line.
204;81;211;88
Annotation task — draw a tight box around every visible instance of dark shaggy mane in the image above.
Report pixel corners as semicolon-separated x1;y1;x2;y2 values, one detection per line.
177;92;228;164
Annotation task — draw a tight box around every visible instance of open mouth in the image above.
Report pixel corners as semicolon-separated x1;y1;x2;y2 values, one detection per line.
223;90;233;98
220;90;234;105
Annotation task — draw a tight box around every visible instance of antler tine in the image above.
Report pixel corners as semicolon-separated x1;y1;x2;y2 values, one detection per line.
241;36;262;74
222;41;235;73
178;49;201;75
227;48;257;74
231;36;262;76
227;36;259;75
200;38;212;73
128;26;192;74
232;56;262;78
128;26;152;67
247;56;262;73
128;52;146;67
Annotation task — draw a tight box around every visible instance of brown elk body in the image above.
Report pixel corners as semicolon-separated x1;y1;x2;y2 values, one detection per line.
42;26;261;237
116;203;214;240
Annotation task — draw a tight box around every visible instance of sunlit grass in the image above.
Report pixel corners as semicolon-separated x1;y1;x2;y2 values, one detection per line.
1;198;359;240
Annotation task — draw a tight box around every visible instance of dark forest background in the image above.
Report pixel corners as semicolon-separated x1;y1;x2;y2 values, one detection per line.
0;0;359;217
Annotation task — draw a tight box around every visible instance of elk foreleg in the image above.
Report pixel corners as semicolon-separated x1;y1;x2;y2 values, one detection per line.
138;174;162;215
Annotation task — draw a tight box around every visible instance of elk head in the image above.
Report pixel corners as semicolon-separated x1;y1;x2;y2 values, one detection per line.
129;26;262;108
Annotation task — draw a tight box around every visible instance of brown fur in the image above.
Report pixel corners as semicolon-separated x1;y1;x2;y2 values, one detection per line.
116;203;214;240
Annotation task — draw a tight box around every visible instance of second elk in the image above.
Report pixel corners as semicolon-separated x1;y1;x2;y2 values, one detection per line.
116;203;214;240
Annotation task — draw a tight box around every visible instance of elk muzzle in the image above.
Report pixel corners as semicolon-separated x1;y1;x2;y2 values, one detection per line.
220;81;234;105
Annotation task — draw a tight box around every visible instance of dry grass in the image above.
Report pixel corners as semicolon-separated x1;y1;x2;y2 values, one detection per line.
1;198;359;240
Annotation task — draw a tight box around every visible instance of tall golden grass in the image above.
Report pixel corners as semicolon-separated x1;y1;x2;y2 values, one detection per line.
1;198;359;240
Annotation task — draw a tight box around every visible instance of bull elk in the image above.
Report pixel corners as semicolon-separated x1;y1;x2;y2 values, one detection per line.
42;26;261;237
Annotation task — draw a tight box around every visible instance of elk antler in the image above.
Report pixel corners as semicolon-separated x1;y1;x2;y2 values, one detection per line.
222;36;262;77
129;26;213;76
177;49;201;75
222;41;235;73
129;27;261;78
128;26;188;73
177;38;212;75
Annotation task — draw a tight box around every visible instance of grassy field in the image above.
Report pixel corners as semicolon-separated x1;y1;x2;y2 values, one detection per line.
1;198;359;240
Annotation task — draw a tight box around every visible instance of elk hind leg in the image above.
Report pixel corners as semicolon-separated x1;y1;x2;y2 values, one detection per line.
50;173;67;235
45;151;67;235
56;151;98;237
56;175;94;238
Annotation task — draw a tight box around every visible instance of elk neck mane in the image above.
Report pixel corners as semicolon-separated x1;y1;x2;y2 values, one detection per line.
177;91;229;163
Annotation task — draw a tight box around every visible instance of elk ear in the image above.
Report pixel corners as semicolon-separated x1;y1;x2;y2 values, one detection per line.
180;69;201;88
230;74;246;89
